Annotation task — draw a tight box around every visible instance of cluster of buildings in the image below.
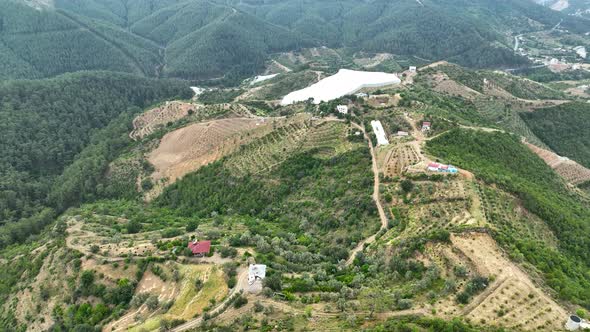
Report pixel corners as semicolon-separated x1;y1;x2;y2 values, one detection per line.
427;162;458;174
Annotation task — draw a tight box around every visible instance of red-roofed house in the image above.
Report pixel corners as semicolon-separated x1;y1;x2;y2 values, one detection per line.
427;162;440;171
188;240;211;257
422;121;431;131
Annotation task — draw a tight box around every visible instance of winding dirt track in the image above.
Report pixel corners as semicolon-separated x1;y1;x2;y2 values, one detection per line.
346;122;388;265
170;267;249;332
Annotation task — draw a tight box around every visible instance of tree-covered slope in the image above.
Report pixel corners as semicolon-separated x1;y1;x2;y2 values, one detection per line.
0;0;162;78
3;0;590;81
0;71;191;246
427;129;590;306
521;102;590;169
234;0;590;68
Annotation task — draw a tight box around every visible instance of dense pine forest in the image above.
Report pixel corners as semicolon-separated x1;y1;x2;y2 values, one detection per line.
0;72;191;248
521;103;590;169
1;0;589;82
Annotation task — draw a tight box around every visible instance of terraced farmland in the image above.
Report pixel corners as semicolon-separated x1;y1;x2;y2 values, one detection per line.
384;144;421;177
147;117;273;197
526;142;590;185
131;101;199;140
301;121;354;157
406;199;475;235
451;233;566;332
224;118;311;176
475;183;558;247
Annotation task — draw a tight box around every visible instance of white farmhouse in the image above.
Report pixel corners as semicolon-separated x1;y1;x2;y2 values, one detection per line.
336;105;349;114
409;66;417;72
248;264;267;285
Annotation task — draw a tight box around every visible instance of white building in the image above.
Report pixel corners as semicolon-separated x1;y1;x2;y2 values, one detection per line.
371;120;389;146
336;105;349;114
409;66;417;72
248;264;267;285
355;92;368;98
397;131;409;137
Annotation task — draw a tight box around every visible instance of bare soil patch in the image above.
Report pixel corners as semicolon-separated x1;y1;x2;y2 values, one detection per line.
147;117;274;198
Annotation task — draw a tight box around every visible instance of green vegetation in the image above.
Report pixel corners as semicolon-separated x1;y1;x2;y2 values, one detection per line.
521;102;590;168
427;129;590;307
158;147;379;262
0;71;190;248
2;0;588;81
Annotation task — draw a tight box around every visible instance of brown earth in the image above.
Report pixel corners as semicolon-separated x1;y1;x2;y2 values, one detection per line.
146;117;275;199
526;142;590;185
431;233;567;331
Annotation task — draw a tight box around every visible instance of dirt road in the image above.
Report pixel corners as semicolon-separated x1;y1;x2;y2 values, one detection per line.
346;123;388;265
171;267;249;332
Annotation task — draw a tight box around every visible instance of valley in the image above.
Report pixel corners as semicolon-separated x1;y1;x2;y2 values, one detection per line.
1;1;590;330
2;54;590;331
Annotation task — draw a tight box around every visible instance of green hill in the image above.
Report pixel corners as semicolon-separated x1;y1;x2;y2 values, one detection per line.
0;71;191;247
521;102;590;169
2;0;589;81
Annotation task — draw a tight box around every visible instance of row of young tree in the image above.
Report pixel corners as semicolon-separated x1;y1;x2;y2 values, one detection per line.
427;129;590;308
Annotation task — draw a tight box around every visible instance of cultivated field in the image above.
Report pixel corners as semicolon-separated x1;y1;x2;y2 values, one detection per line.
147;117;273;196
107;264;228;332
131;101;199;140
526;142;590;185
224;116;355;176
449;233;566;331
382;144;421;178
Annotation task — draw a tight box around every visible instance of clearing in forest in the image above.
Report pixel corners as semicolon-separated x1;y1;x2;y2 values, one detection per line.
147;117;274;196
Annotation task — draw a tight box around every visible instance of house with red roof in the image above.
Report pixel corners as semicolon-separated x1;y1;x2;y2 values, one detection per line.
422;121;431;131
188;240;211;257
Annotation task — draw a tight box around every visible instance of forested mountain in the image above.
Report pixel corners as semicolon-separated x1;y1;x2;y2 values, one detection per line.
1;0;588;82
2;0;590;331
0;71;191;247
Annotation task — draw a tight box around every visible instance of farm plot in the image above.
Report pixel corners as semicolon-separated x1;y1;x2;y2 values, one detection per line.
449;233;566;331
383;144;421;177
148;117;273;190
108;264;227;332
415;180;467;202
66;218;169;259
223;115;313;176
131;101;200;140
475;183;558;247
429;72;481;99
405;199;476;235
301;121;355;158
526;142;590;185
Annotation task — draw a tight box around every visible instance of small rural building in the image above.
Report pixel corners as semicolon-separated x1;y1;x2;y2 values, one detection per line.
371;120;389;146
336;105;349;114
422;121;431;131
355;92;368;98
397;131;409;137
409;66;417;72
187;240;211;257
248;264;267;285
427;162;458;174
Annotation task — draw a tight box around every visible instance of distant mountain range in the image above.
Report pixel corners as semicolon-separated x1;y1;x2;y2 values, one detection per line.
0;0;588;82
531;0;590;18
